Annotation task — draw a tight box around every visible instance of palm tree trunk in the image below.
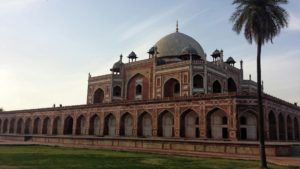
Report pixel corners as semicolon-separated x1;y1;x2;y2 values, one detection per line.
257;37;267;169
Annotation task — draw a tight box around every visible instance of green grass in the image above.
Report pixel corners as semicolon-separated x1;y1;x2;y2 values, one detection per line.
0;145;298;169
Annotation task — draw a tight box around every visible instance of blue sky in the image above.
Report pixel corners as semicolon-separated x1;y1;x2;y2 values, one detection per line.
0;0;300;110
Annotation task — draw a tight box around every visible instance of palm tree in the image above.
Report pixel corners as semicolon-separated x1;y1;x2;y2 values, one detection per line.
230;0;288;168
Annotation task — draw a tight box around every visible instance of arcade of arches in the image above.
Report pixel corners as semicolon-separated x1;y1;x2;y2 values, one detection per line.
1;107;299;142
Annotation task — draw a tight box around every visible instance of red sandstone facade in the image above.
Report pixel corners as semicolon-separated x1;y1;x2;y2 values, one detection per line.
0;29;299;144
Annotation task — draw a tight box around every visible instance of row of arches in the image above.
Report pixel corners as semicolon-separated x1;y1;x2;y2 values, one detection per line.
93;75;238;103
268;111;300;141
2;110;298;141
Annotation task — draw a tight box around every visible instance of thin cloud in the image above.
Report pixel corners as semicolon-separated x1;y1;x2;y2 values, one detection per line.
0;0;41;14
118;4;185;42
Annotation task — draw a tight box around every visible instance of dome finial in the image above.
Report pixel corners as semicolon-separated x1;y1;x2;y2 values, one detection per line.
176;20;179;32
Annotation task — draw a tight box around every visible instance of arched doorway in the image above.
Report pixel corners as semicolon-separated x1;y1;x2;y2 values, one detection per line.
228;78;237;92
138;112;152;137
52;117;61;135
33;117;41;134
268;111;277;140
89;114;100;135
76;115;86;135
193;75;203;88
93;88;104;104
120;113;133;136
294;118;299;140
180;109;199;138
24;118;32;134
158;111;174;137
287;115;293;140
278;113;286;140
127;74;149;100
42;117;50;135
16;119;24;134
164;78;180;97
104;114;116;136
9;118;15;134
207;108;228;139
64;116;73;135
212;81;222;93
239;111;257;140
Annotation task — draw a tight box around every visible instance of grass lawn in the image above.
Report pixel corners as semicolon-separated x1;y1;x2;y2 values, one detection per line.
0;145;298;169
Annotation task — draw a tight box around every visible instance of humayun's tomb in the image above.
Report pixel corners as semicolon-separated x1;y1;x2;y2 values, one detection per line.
0;25;299;156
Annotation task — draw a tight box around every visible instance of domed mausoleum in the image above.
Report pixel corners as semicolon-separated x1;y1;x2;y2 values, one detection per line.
0;23;299;157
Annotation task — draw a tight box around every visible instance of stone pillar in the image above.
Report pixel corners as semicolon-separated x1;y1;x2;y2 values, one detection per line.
72;115;77;136
132;110;138;137
38;118;43;135
229;104;238;141
174;107;180;138
115;112;120;137
85;115;90;135
291;117;295;141
60;116;65;135
14;119;18;134
152;110;158;137
284;115;288;141
199;105;206;139
276;114;280;141
265;109;270;140
100;112;105;136
49;118;54;135
30;119;34;135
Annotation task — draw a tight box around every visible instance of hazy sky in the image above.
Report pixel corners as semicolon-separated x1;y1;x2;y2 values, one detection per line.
0;0;300;110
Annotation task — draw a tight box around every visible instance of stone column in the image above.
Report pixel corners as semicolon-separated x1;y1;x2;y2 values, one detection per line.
174;107;180;138
85;115;90;135
229;104;238;141
72;115;77;136
60;116;65;135
115;112;120;137
276;113;280;141
14;119;18;134
199;105;206;139
132;110;138;137
49;118;54;135
284;115;288;141
100;112;105;136
152;110;158;137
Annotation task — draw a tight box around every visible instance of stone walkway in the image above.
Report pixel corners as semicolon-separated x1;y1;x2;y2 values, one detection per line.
0;140;299;167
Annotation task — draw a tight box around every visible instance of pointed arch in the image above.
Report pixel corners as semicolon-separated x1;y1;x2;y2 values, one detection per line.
63;116;73;135
158;110;174;137
268;111;277;140
228;78;237;92
127;73;149;100
9;118;15;134
239;110;257;140
33;117;41;134
180;109;199;138
16;118;24;134
24;118;32;134
89;114;100;135
42;117;50;135
164;78;180;97
93;88;104;104
212;80;222;93
76;115;86;135
138;112;152;137
193;75;204;88
120;113;133;136
206;108;228;139
104;113;116;136
52;116;61;135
